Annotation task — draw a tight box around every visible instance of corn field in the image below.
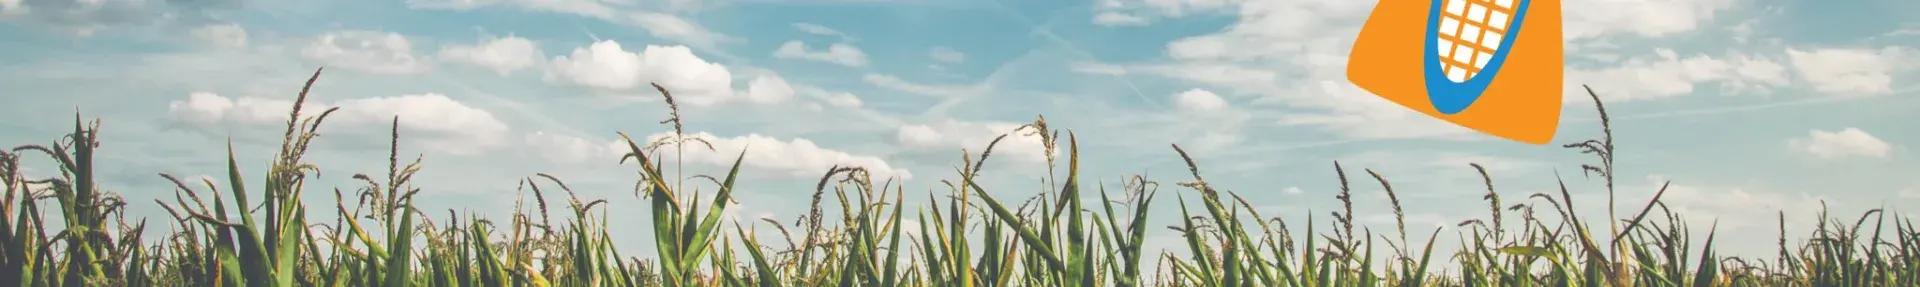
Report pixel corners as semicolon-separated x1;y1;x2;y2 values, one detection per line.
2;68;1915;286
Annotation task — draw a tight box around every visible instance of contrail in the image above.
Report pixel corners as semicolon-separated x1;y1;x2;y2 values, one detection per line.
983;0;1162;109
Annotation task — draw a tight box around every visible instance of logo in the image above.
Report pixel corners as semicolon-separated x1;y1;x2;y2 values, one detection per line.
1346;0;1564;145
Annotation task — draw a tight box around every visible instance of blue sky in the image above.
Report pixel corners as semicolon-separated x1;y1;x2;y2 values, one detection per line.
2;0;1917;272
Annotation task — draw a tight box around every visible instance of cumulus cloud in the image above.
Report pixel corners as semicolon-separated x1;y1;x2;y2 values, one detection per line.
167;92;282;125
301;30;431;75
544;40;736;106
1167;88;1250;150
1172;88;1229;113
1787;47;1916;95
439;35;545;76
166;92;511;154
773;40;868;67
1789;128;1894;160
743;75;796;104
895;119;1053;164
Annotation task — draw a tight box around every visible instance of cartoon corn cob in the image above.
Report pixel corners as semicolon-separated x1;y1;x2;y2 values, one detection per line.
1433;0;1520;83
1423;0;1532;114
1347;0;1564;144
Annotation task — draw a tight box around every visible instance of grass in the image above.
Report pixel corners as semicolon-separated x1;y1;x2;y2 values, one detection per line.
1;67;1915;286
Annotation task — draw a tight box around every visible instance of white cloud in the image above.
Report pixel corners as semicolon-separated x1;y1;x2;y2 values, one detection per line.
301;30;431;75
405;0;730;47
0;0;229;31
773;40;868;67
167;92;252;125
521;129;919;186
743;75;796;104
407;0;616;17
793;22;852;40
1788;128;1894;160
0;0;20;15
1787;47;1916;95
1889;27;1920;38
1728;19;1760;44
1166;88;1252;151
328;94;510;138
403;0;503;10
1633;176;1829;233
544;40;737;106
1093;12;1149;26
524;131;625;165
629;12;734;48
1172;88;1228;113
439;35;545;76
646;132;912;181
189;23;248;49
895;119;1053;164
822;92;862;108
789;85;865;109
1071;62;1128;75
1283;186;1303;195
1568;49;1790;101
519;128;914;184
928;46;965;64
167;92;512;154
1089;0;1237;26
1560;0;1741;41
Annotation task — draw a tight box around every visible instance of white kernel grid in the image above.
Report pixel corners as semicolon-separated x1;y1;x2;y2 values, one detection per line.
1434;0;1519;83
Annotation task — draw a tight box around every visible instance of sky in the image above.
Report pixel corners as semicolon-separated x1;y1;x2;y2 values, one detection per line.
2;0;1917;274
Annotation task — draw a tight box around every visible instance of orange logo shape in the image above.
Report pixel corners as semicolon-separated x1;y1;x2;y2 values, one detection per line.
1347;0;1564;145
